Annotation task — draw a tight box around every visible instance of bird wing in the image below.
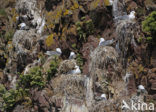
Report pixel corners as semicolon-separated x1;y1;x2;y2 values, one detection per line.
45;51;60;56
100;39;114;46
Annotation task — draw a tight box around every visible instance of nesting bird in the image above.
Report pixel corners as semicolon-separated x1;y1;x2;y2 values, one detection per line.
109;0;113;5
69;52;76;59
67;65;81;74
56;48;62;54
18;23;29;30
99;38;114;46
114;11;136;21
137;85;147;95
138;85;145;91
101;94;107;100
128;11;135;20
99;38;105;46
45;48;62;56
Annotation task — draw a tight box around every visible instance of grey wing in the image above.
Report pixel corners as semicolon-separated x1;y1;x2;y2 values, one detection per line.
45;51;61;56
70;55;76;59
114;15;129;21
100;39;114;46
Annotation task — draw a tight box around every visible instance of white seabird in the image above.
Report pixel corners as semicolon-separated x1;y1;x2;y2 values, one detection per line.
45;48;62;56
138;85;145;90
99;38;105;46
114;11;135;21
101;94;107;100
67;65;81;74
109;0;113;5
56;48;62;54
69;52;76;59
99;38;114;46
19;23;26;30
138;85;146;94
128;11;135;20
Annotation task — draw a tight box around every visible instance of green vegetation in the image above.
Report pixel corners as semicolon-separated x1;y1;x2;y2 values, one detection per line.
46;56;60;81
45;34;55;47
0;84;29;111
142;11;156;44
76;17;95;42
4;30;14;41
0;9;7;17
19;66;45;89
76;53;84;71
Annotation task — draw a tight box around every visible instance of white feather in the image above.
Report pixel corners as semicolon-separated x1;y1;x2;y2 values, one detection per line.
56;48;62;54
69;52;76;59
128;11;135;20
138;85;145;90
68;65;81;74
101;94;107;100
19;23;26;29
99;38;105;46
109;0;113;5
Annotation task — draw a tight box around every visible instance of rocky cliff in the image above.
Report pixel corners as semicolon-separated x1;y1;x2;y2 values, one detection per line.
0;0;156;112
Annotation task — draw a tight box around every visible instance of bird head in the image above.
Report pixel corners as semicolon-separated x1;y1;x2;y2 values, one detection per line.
56;48;62;54
130;11;135;15
100;38;105;43
138;85;145;90
101;94;107;100
18;23;26;28
70;52;75;56
75;65;79;69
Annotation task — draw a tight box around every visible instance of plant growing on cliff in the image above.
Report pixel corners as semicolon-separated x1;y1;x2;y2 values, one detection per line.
4;30;14;41
76;53;84;71
76;17;95;42
45;34;55;47
142;11;156;44
19;66;45;89
0;9;7;17
46;56;60;81
0;84;29;111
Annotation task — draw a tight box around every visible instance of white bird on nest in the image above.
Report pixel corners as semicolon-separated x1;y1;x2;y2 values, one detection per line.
99;38;105;46
99;38;114;46
138;85;145;91
101;94;107;100
114;11;136;21
137;85;147;94
45;48;62;56
69;51;76;59
19;23;27;30
109;0;113;5
128;11;135;20
67;65;81;74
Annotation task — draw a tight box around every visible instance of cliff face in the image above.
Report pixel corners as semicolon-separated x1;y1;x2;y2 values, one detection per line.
0;0;156;111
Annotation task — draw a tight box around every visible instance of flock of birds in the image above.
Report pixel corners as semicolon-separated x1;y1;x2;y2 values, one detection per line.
43;37;114;75
45;48;80;74
21;0;140;101
100;85;146;101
